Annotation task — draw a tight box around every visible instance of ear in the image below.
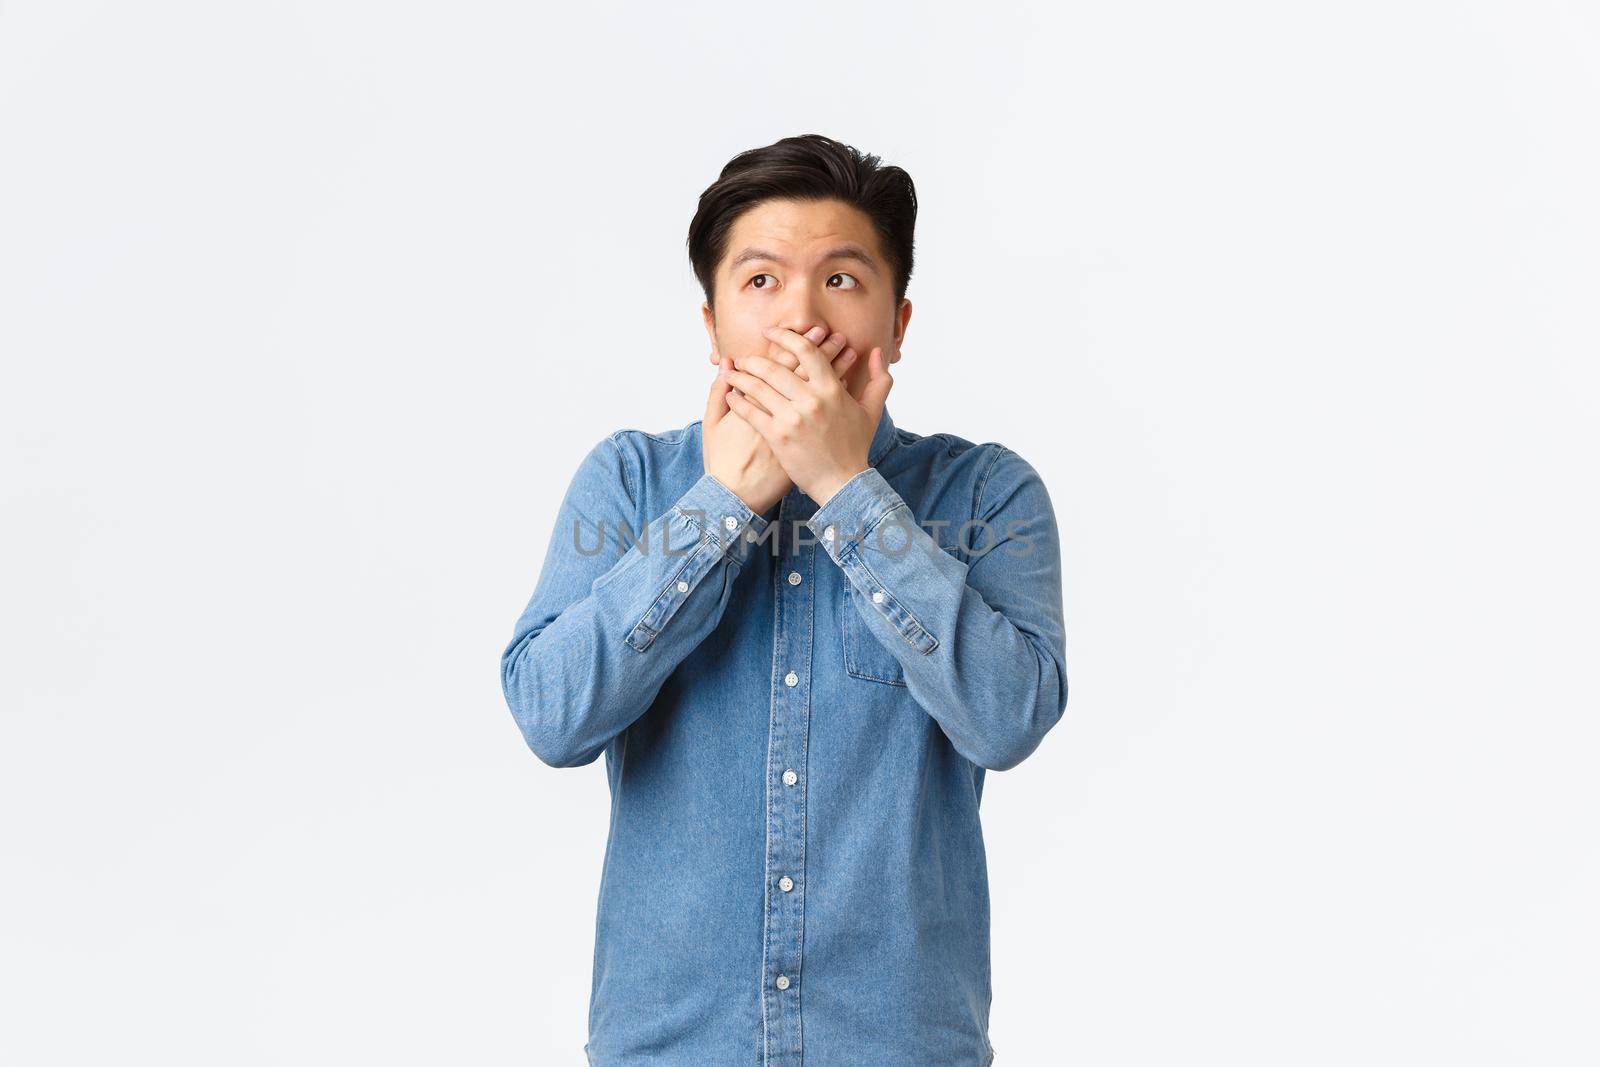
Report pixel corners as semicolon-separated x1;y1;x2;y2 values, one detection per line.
889;298;912;365
701;301;719;366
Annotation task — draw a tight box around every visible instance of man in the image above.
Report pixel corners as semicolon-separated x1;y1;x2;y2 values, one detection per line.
499;133;1068;1066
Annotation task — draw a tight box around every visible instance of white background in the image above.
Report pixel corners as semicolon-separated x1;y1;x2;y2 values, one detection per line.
3;2;1596;1063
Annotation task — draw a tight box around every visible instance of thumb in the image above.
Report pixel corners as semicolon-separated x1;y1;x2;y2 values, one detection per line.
857;346;894;421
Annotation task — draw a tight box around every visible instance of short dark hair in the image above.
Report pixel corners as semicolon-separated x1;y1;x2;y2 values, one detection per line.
687;133;917;312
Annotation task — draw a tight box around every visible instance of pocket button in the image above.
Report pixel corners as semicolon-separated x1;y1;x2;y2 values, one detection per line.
842;582;908;687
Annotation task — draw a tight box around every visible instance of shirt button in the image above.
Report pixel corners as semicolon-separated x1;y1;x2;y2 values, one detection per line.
787;570;802;586
745;528;758;541
784;671;798;688
871;589;884;603
775;975;790;990
723;515;738;531
779;876;793;892
677;580;689;592
822;524;835;542
782;769;797;786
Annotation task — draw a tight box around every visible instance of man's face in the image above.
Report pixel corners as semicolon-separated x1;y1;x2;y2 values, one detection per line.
702;197;911;397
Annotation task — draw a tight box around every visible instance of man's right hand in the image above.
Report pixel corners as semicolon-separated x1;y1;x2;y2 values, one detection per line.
704;324;858;515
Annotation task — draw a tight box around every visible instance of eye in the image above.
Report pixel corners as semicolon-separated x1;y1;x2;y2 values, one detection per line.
828;273;860;290
749;273;777;290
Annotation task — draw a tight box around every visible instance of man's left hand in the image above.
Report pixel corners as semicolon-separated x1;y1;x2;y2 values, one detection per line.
721;326;895;507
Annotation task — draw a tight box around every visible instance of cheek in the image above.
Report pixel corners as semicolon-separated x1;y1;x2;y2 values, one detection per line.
720;310;771;359
835;308;888;345
710;318;760;363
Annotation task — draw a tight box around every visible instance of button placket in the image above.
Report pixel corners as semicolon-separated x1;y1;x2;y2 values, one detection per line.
762;498;812;1061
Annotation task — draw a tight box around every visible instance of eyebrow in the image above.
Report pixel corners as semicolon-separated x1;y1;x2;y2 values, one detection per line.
728;245;880;274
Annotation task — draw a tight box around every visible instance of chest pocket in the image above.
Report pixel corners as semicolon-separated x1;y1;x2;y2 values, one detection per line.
840;544;963;686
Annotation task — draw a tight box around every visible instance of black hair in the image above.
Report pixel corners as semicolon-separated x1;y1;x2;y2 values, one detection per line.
687;133;917;311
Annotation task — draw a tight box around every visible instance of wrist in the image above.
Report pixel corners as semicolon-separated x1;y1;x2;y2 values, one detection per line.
809;464;869;509
716;474;782;515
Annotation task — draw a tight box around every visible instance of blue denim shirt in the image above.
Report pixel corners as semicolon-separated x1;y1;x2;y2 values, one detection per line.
500;403;1068;1065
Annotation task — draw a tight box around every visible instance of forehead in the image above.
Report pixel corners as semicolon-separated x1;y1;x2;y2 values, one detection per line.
720;197;881;270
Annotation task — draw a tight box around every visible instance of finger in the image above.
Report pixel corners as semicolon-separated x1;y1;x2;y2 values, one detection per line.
729;377;771;415
810;329;846;376
834;347;864;400
731;351;809;400
728;383;772;417
816;332;854;387
726;388;777;439
763;326;836;389
722;400;755;430
771;327;845;380
722;365;793;414
705;355;733;427
779;337;852;384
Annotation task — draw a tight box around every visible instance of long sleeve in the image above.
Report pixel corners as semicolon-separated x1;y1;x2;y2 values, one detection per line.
500;435;770;768
804;447;1068;771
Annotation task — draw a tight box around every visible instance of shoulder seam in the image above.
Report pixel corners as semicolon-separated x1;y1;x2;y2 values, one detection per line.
603;431;637;502
612;422;695;445
974;443;1014;521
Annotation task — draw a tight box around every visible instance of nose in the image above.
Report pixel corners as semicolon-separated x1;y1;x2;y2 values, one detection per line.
775;292;830;341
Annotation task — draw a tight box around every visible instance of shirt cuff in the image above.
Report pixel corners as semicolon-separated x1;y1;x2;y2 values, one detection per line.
804;466;905;562
675;473;772;569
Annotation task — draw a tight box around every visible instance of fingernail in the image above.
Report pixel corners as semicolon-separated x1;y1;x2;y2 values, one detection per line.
806;325;826;342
